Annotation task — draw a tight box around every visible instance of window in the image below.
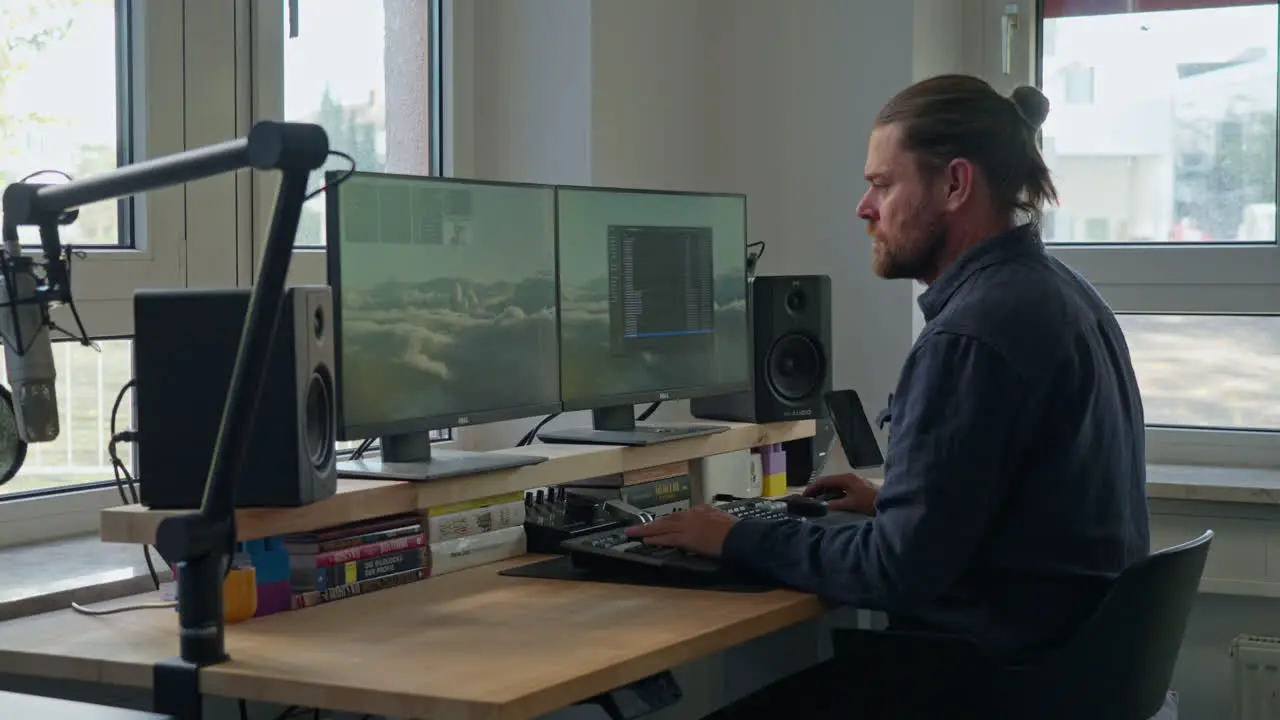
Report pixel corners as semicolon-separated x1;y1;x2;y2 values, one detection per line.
0;340;133;498
0;0;189;336
979;0;1280;467
1062;63;1095;104
252;0;443;264
1083;217;1110;241
251;0;450;445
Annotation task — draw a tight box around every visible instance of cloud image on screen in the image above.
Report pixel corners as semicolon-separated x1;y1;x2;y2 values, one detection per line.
331;175;559;433
556;188;750;406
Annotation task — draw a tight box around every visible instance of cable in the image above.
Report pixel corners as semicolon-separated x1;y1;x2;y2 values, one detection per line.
107;377;160;591
746;240;766;275
239;699;248;720
349;436;376;460
517;413;560;446
303;150;357;203
70;599;176;616
636;401;661;421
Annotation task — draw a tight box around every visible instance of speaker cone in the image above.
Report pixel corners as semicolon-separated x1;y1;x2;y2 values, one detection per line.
304;370;335;471
765;333;824;402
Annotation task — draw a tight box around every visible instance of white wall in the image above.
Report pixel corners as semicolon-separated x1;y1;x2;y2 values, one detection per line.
452;0;920;457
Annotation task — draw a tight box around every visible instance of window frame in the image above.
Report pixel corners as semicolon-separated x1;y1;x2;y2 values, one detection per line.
974;0;1280;468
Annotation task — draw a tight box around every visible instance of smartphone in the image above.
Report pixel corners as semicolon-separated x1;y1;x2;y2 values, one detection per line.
823;389;884;469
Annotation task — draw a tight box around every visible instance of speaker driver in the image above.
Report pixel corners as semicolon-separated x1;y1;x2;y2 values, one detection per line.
766;333;825;402
305;370;335;471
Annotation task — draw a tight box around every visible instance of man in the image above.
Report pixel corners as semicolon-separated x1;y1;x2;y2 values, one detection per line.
627;74;1151;715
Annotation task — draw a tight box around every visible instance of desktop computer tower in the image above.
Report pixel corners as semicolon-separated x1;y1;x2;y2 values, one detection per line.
691;274;832;423
133;285;338;509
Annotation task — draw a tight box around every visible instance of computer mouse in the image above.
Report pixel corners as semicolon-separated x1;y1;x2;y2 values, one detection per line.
782;495;829;517
810;487;846;503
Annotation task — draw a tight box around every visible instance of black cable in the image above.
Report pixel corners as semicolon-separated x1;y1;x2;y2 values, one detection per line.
238;698;248;720
518;412;560;446
349;436;376;460
636;401;661;421
16;169;78;225
303;150;357;203
107;378;160;590
746;240;766;275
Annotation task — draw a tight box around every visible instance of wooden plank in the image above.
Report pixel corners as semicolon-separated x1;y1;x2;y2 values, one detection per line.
100;421;815;544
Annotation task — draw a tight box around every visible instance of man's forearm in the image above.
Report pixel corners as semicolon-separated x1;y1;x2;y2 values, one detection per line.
721;518;887;608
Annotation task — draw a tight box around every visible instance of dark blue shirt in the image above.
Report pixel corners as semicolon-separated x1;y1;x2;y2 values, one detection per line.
722;224;1150;661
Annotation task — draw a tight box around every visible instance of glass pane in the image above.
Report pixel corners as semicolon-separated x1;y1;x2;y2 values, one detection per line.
284;0;437;247
0;0;126;246
1039;2;1278;244
1119;314;1280;431
0;339;133;496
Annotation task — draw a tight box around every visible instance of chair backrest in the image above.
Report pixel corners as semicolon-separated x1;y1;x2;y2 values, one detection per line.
1002;530;1213;720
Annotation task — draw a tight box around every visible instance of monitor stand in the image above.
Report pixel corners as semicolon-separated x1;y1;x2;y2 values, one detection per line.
537;405;729;447
338;431;547;482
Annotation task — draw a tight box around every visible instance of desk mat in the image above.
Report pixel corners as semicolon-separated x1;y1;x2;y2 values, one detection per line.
498;555;773;593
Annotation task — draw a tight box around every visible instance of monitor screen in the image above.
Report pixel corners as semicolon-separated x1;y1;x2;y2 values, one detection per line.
556;187;750;410
327;173;560;438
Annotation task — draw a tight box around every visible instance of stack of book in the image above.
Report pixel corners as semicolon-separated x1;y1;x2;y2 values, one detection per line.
285;512;429;610
424;491;527;576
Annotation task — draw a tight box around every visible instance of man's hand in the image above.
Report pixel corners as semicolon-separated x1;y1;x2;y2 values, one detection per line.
804;472;880;515
623;504;740;557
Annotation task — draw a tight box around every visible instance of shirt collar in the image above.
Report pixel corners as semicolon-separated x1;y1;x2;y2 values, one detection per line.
916;223;1044;322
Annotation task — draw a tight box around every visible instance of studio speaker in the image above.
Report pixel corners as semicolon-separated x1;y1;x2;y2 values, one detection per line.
691;273;832;423
133;286;338;509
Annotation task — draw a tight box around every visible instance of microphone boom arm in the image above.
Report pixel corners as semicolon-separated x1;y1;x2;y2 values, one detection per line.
1;121;331;719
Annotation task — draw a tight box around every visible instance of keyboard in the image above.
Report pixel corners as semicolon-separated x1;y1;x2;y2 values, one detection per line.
560;498;800;585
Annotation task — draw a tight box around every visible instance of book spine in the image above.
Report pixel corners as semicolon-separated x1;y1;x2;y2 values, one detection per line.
427;499;526;544
298;532;427;569
306;546;428;591
286;523;423;554
427;491;525;518
284;512;422;544
428;525;526;577
291;567;428;611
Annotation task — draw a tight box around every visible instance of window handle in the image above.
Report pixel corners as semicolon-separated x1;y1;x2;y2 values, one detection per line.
1001;3;1020;75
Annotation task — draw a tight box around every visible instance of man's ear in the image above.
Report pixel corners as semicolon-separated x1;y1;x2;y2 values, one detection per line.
943;158;975;211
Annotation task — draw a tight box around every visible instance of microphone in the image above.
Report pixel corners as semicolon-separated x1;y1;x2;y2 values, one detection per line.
0;233;59;443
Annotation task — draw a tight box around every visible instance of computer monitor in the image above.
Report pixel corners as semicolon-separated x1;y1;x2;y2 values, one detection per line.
325;171;561;480
539;186;752;446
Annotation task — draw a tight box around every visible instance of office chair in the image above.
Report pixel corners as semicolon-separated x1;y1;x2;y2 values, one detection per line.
832;530;1213;720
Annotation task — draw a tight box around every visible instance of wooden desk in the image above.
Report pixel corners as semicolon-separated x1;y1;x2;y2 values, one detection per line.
100;420;816;545
0;557;828;719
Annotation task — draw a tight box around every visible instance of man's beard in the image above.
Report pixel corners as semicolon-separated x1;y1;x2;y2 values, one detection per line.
872;213;946;281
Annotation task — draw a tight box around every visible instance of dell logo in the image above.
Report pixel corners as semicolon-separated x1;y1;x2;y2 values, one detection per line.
457;416;471;425
658;392;671;400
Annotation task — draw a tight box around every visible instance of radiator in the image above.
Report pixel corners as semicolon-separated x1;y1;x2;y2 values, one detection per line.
1232;634;1280;720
